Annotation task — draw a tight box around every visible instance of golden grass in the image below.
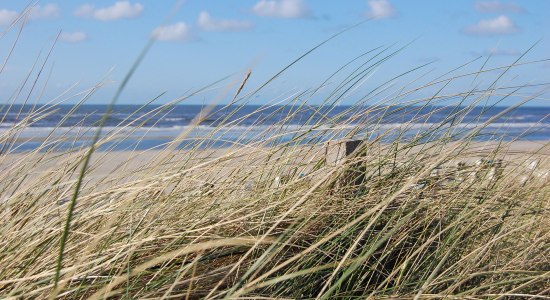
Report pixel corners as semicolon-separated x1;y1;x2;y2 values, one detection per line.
1;12;549;298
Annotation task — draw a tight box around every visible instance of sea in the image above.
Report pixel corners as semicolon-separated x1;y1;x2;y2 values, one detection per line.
1;104;549;152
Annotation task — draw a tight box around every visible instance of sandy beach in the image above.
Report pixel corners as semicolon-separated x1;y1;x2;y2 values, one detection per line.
1;140;548;195
3;140;548;171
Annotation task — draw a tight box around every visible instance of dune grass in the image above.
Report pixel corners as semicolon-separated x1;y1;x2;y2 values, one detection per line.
1;14;550;299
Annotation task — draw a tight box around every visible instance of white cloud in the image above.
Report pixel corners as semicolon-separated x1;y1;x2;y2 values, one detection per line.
475;1;525;13
0;9;18;26
30;4;60;20
74;4;94;17
366;0;396;19
94;1;143;21
152;22;192;41
197;11;253;31
75;1;143;21
60;31;87;43
252;0;309;19
0;4;59;26
463;15;520;35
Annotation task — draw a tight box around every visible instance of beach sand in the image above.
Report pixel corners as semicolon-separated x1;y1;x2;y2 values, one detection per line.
1;141;548;187
2;141;549;173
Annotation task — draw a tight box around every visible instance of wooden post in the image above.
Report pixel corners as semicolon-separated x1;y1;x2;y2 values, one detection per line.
326;139;366;195
326;139;363;166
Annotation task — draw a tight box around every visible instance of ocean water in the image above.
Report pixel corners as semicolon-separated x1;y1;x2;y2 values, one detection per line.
1;104;549;152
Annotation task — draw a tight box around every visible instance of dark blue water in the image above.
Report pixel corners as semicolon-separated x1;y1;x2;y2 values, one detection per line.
1;104;548;128
1;104;549;152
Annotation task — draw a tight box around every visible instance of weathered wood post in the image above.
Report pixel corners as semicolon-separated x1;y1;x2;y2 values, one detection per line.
326;139;366;195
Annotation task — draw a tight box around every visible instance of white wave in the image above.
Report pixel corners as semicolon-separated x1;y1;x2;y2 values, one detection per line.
162;117;185;122
1;122;548;140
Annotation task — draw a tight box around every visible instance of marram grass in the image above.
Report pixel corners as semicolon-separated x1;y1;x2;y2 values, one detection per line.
1;100;549;299
1;18;549;300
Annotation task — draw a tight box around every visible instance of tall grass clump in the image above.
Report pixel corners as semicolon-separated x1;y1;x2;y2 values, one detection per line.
1;15;549;299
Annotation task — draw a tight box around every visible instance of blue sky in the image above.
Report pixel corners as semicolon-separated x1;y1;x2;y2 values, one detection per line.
0;0;549;106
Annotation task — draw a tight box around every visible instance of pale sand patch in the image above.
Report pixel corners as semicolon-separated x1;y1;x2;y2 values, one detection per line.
1;141;548;192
